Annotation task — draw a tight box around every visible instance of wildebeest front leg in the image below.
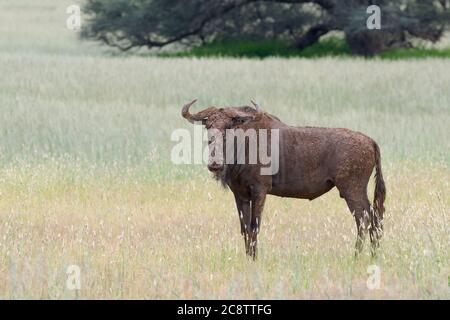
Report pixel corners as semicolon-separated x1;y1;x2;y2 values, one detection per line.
233;194;246;236
234;194;252;254
248;191;267;260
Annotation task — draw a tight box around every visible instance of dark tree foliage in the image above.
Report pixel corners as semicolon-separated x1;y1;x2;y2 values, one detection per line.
81;0;450;56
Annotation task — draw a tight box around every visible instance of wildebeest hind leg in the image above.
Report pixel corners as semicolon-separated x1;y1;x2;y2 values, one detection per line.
344;196;371;256
369;209;382;257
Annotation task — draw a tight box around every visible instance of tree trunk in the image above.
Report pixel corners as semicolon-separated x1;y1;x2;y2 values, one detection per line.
345;29;408;56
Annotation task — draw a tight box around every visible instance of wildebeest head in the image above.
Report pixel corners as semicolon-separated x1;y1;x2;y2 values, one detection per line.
181;100;261;173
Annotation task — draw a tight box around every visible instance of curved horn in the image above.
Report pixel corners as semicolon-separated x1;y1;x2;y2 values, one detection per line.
181;99;217;124
251;100;262;112
181;99;198;123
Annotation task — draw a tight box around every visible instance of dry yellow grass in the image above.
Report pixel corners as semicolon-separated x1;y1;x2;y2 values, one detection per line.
0;0;448;299
0;161;448;299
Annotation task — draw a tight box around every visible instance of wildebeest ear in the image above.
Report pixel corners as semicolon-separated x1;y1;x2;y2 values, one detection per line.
251;100;262;112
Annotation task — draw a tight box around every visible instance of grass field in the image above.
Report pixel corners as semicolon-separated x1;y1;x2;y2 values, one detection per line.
0;1;449;299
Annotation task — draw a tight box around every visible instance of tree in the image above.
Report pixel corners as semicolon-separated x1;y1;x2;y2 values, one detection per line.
81;0;450;56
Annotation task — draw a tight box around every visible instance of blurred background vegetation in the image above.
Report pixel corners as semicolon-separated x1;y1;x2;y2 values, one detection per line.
81;0;450;58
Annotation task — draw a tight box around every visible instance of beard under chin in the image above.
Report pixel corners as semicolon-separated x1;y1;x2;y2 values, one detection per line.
212;165;228;189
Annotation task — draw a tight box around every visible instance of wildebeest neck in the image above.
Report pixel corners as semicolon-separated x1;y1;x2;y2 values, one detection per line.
213;164;249;189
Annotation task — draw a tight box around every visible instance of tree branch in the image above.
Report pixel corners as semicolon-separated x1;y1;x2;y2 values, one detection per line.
294;23;331;49
137;0;334;49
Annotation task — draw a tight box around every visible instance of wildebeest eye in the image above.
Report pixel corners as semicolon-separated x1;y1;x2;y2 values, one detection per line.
232;116;252;124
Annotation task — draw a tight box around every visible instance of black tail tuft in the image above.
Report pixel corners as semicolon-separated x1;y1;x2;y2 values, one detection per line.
373;142;386;224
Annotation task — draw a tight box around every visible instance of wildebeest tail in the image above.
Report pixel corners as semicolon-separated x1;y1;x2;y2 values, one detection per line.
373;142;386;221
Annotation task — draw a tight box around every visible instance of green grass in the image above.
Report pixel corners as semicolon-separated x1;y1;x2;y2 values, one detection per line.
164;37;450;59
164;38;351;59
380;46;450;59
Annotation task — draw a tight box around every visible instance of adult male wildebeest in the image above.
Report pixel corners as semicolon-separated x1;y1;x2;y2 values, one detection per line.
182;100;386;259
